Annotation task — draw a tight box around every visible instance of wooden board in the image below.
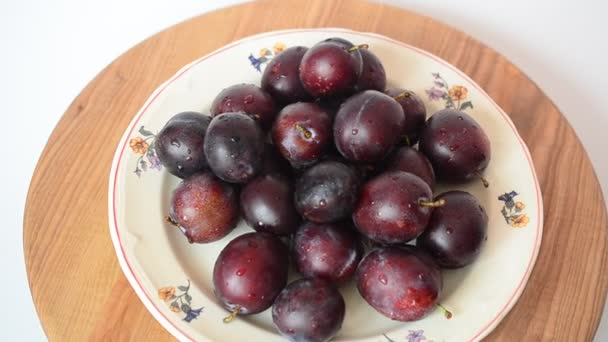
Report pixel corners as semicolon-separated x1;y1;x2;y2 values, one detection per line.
23;0;608;340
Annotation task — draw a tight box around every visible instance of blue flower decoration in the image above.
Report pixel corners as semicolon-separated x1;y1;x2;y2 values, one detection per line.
406;329;427;342
147;151;162;170
248;54;266;72
498;191;518;209
498;191;518;202
183;307;203;322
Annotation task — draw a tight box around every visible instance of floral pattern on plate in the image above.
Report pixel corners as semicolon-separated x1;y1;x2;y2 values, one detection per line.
383;330;433;342
248;42;286;71
129;126;162;177
498;191;529;228
158;280;204;322
426;73;473;111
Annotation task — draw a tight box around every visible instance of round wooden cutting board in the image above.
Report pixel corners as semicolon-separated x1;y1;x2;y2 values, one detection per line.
24;0;608;340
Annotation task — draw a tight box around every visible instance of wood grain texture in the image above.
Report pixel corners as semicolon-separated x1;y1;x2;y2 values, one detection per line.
23;0;608;341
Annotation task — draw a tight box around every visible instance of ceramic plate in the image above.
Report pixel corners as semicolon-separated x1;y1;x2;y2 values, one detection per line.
109;28;543;342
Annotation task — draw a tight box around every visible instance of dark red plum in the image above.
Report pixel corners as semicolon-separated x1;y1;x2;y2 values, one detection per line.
272;278;345;342
210;84;277;128
272;102;332;168
353;171;442;244
385;88;426;145
240;173;299;236
154;111;211;178
299;39;362;98
168;172;238;243
261;46;312;104
419;109;491;186
334;90;405;163
295;161;360;223
356;246;442;321
204;112;265;183
385;146;435;188
355;48;386;92
418;191;488;268
213;232;289;317
292;222;363;284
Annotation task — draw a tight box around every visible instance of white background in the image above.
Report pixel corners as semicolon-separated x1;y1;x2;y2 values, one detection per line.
1;0;606;340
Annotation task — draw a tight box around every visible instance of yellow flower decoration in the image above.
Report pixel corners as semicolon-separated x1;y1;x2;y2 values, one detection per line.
515;201;525;210
259;48;270;57
170;303;181;313
129;136;149;155
448;85;468;101
273;42;286;54
511;214;530;228
158;287;176;301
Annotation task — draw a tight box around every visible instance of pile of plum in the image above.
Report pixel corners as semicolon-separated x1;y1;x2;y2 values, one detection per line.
156;37;491;341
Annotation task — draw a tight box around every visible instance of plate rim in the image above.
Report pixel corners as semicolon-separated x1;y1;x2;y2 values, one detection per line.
108;27;544;342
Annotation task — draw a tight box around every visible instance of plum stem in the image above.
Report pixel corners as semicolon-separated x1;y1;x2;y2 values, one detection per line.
419;199;446;207
382;333;396;342
402;135;411;146
475;171;490;188
166;215;188;238
347;44;369;52
437;303;453;319
392;92;412;101
165;216;179;227
294;123;312;139
222;306;241;323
